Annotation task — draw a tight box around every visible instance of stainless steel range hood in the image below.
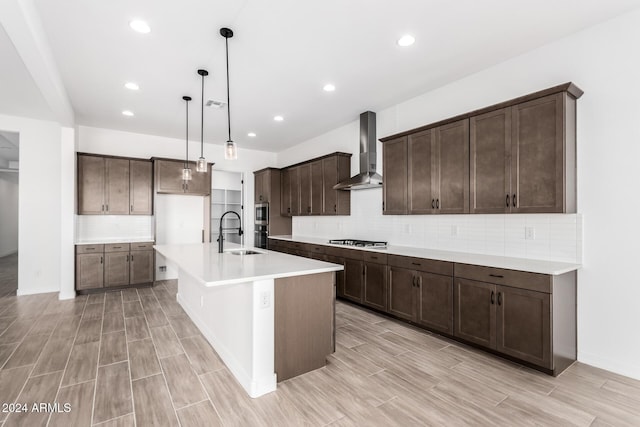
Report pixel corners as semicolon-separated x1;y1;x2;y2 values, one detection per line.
333;111;382;190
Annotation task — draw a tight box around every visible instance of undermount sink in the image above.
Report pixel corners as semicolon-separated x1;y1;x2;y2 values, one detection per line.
226;249;263;255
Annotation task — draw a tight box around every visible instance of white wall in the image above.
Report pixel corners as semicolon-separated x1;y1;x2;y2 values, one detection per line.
59;126;75;299
277;9;640;380
0;114;64;295
0;171;19;257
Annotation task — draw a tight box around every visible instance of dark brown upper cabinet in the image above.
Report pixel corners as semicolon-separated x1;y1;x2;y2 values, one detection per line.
280;153;351;217
382;82;582;215
129;160;153;215
471;93;576;213
79;154;151;215
155;158;211;196
383;119;469;215
254;168;267;203
382;136;408;214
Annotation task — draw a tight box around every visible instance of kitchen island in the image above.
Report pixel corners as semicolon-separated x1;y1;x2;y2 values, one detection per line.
153;242;343;398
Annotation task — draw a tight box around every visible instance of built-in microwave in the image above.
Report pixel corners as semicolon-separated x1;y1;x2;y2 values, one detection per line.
255;203;268;225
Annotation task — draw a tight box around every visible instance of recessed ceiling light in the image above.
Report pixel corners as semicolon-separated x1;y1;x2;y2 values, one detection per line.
397;34;415;47
323;83;336;92
247;132;256;137
124;82;139;91
122;110;134;117
129;20;151;34
274;115;284;122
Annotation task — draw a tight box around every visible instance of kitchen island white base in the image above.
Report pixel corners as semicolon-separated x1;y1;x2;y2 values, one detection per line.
176;268;277;398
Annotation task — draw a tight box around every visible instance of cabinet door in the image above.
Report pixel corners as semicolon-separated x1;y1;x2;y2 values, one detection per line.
156;160;186;194
310;161;323;215
387;267;414;321
188;164;211;195
290;167;300;216
511;94;564;213
363;262;387;311
129;250;154;284
130;160;153;215
416;272;453;334
325;255;345;298
382;137;408;214
434;119;469;214
76;253;104;290
322;157;338;215
470;108;511;214
454;278;495;348
281;168;291;216
343;258;363;303
105;158;130;215
254;171;264;203
299;164;311;215
496;285;551;368
104;252;130;287
78;155;105;214
408;129;436;214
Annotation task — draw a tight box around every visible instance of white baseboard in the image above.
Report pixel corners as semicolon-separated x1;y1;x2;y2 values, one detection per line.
578;351;640;381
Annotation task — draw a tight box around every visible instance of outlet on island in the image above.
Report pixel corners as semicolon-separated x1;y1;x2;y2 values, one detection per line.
259;291;270;309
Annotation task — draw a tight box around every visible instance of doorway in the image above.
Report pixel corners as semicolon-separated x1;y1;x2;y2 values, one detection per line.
211;170;244;245
0;130;19;296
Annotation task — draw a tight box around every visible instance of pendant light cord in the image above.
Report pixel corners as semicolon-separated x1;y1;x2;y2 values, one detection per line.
225;35;232;143
200;74;205;157
185;99;189;168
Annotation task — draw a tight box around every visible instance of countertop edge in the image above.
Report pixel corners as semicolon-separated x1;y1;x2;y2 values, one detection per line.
268;235;581;276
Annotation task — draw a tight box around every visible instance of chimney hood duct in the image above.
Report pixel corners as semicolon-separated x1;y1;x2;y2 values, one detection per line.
333;111;382;190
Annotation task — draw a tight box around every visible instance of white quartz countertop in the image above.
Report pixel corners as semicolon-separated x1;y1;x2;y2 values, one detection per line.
269;235;581;276
154;242;344;287
76;238;155;245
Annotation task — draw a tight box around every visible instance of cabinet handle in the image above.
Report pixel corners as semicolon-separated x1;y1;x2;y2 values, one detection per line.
497;292;502;306
436;199;439;209
370;256;377;260
489;274;504;278
102;204;105;212
287;207;291;214
86;248;94;251
131;205;133;212
126;255;129;262
412;262;421;266
106;204;109;212
334;204;337;212
113;246;121;249
491;291;495;305
412;276;416;287
506;195;510;207
131;255;134;261
512;194;516;207
432;199;435;209
100;256;103;264
362;265;365;276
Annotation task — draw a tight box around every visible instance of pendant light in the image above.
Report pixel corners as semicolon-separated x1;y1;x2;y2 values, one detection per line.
182;96;192;181
221;27;237;160
196;69;209;172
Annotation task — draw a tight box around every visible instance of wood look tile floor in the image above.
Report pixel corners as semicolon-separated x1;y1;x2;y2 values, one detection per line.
1;253;639;426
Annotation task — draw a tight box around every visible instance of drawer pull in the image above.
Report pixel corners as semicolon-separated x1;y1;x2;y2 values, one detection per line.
86;248;95;251
497;292;502;306
113;246;122;249
412;262;421;266
370;256;377;259
489;274;504;278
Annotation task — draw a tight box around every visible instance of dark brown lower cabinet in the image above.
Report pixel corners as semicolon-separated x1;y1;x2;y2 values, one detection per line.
388;266;453;334
76;253;104;290
343;258;364;303
104;252;130;287
363;261;387;311
130;250;154;284
325;255;345;298
454;278;551;369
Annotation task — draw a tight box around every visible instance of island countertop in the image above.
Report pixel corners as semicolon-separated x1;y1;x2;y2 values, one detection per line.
154;242;343;287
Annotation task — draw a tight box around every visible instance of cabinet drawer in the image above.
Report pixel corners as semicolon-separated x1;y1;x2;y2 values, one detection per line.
454;263;551;293
105;243;131;253
305;244;326;255
363;251;387;264
129;242;154;251
388;254;453;276
76;244;104;254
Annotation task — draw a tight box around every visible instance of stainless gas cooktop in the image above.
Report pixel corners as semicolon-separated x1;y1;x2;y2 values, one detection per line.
328;239;388;248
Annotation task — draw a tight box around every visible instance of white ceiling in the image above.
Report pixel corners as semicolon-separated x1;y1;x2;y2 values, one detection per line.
11;0;640;152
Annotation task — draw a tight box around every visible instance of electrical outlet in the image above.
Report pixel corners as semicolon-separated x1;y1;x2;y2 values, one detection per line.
525;227;536;240
259;291;270;309
159;266;167;272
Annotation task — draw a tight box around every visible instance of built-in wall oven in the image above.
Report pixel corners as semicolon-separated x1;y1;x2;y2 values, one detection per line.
254;203;269;249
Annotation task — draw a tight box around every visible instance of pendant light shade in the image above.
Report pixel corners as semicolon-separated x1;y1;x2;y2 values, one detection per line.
182;96;192;181
196;69;208;172
221;27;237;160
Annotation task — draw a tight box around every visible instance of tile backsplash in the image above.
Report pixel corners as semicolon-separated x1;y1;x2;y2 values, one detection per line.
75;215;155;242
292;190;582;263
